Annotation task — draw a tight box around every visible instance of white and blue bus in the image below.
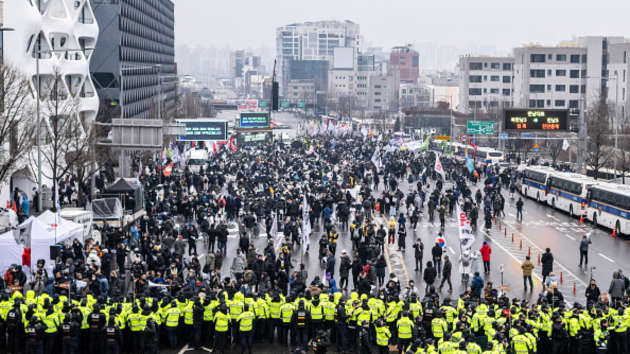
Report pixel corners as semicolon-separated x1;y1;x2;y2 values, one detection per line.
586;184;630;235
521;166;557;202
475;147;505;165
545;173;597;218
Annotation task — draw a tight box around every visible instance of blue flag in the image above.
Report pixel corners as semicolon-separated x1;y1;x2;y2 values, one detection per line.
465;157;475;173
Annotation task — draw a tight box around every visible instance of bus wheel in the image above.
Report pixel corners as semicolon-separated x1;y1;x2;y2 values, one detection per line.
616;221;621;236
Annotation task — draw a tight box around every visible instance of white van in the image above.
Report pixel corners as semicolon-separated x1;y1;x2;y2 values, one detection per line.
60;209;101;243
188;149;208;173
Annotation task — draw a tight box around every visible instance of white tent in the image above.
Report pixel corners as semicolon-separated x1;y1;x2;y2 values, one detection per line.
0;213;84;276
0;231;27;277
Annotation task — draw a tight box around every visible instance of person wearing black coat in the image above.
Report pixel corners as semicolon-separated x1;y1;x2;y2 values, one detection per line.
376;256;387;287
352;256;363;290
541;248;554;286
423;261;437;292
358;273;371;296
431;242;443;275
276;270;289;295
252;256;265;281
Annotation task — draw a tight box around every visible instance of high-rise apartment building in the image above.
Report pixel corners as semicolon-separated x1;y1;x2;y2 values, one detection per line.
607;42;630;116
276;20;363;94
90;0;175;121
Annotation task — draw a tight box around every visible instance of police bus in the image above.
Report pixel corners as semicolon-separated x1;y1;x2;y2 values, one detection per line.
545;173;597;218
586;183;630;235
520;166;556;202
475;147;505;165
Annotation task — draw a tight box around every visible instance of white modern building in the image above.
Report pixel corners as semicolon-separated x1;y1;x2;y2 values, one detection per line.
458;55;514;113
607;42;630;118
3;0;99;204
5;0;100;122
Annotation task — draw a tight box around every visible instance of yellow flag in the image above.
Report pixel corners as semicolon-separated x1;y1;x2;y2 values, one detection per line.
270;187;274;194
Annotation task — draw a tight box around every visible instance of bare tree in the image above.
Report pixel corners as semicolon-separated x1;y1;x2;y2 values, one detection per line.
544;139;564;166
27;67;98;208
0;62;37;186
581;94;614;179
337;94;359;119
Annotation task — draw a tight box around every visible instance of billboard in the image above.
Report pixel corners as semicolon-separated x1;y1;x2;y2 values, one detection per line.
239;112;270;128
177;120;228;141
333;47;355;70
504;109;569;131
237;132;271;147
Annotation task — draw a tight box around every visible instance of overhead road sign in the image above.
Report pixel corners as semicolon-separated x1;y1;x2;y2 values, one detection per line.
499;133;508;141
467;121;495;135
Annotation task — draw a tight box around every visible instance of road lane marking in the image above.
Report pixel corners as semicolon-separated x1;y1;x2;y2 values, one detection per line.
448;247;455;254
565;234;576;241
598;253;615;263
546;214;561;221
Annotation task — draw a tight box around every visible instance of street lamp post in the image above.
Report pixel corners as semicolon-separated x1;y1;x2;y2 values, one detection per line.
34;47;92;211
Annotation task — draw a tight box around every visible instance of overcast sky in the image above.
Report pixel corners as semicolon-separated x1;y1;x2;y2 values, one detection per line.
173;0;630;53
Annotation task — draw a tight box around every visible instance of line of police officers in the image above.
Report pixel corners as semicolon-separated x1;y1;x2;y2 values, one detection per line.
0;284;624;354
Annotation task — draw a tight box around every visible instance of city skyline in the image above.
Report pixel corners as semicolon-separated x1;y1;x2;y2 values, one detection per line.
173;0;630;54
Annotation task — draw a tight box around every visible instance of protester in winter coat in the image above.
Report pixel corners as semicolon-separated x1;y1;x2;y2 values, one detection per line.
541;248;554;286
479;242;492;274
423;262;437;292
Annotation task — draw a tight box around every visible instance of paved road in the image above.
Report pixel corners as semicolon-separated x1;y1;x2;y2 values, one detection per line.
161;111;629;353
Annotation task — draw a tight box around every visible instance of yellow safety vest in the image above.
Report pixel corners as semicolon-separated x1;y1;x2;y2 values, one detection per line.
238;311;255;332
214;312;230;332
165;308;181;328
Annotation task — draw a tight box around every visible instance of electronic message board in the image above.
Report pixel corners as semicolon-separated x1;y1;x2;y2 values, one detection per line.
504;109;569;131
178;120;228;141
239;112;270;128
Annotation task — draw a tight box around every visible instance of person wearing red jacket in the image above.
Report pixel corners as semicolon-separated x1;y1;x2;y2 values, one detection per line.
479;242;492;274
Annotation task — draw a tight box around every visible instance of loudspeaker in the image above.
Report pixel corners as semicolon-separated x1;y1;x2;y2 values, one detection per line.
50;245;61;260
272;82;279;111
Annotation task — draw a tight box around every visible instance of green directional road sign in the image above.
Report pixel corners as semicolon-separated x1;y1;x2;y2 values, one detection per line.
280;101;290;108
258;100;268;108
467;120;495;135
297;101;305;108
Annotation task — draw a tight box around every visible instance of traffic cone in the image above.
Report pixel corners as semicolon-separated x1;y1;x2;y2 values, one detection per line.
573;282;576;294
504;228;507;236
528;247;531;256
494;217;497;225
511;234;514;242
499;223;502;230
519;240;522;249
537;254;540;264
579;215;584;223
5;201;9;209
560;272;563;283
612;229;617;237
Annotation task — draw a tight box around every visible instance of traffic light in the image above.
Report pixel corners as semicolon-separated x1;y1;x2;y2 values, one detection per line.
272;82;279;111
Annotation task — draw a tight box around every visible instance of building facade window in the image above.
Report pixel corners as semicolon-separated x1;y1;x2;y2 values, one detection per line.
529;85;545;93
491;76;499;82
555;100;566;107
469;88;482;95
556;70;566;76
491;63;500;69
469;62;482;70
556;54;566;61
570;85;579;93
556;85;566;92
570;70;579;78
503;63;512;70
503;89;511;96
530;70;545;78
530;54;546;63
503;76;511;83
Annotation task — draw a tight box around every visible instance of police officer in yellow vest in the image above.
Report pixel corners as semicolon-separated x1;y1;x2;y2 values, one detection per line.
229;293;245;345
268;292;284;344
397;311;414;354
438;332;458;354
212;304;230;354
511;327;532;354
127;304;143;354
280;298;296;345
41;304;59;354
375;319;391;354
164;300;181;349
238;304;255;354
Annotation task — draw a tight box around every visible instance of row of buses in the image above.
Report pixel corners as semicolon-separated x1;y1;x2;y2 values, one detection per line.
520;166;630;236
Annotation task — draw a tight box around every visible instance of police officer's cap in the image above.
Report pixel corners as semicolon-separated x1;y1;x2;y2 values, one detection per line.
518;327;526;334
29;316;38;324
459;342;467;350
426;338;434;345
